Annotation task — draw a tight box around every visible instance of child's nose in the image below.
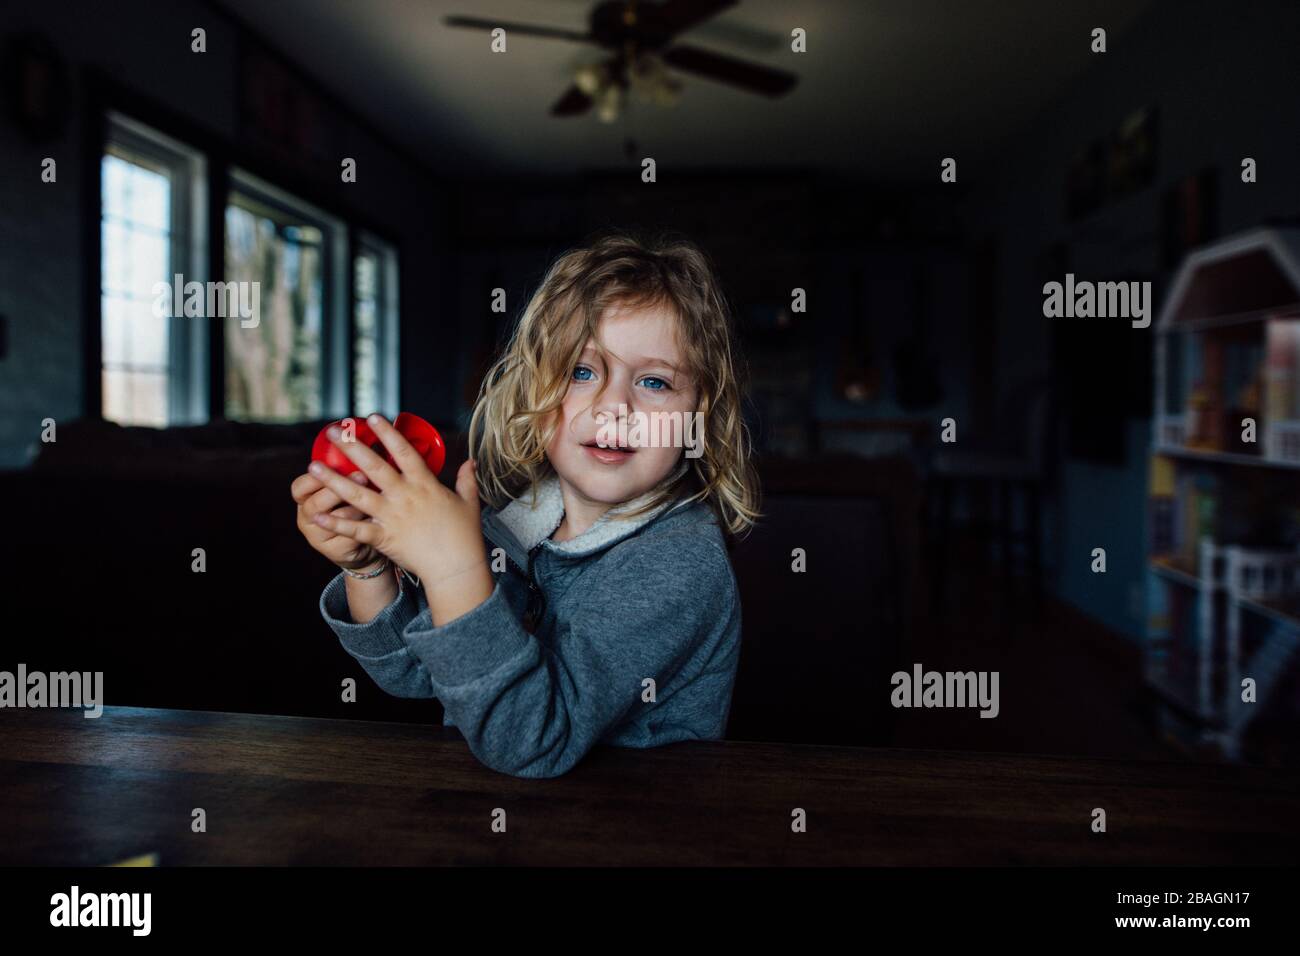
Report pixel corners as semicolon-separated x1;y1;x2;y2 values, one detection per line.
592;379;634;419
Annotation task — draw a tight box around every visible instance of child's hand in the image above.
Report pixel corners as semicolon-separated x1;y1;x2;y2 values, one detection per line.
306;415;487;586
292;471;384;571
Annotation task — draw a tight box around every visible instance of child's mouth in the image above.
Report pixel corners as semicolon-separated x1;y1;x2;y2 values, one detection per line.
581;441;636;464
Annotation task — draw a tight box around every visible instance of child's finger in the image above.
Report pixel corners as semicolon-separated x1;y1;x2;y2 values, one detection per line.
454;458;480;507
312;510;382;547
366;414;428;480
305;474;371;517
325;423;402;492
308;460;385;519
294;469;366;506
291;472;325;504
318;507;368;542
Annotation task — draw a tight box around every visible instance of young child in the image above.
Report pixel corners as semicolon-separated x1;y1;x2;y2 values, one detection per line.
291;232;761;778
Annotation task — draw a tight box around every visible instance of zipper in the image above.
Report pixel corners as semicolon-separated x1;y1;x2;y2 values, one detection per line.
486;513;547;633
520;544;545;633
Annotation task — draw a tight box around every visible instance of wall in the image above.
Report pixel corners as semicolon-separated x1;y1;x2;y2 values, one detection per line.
0;0;451;468
962;0;1300;637
443;173;976;454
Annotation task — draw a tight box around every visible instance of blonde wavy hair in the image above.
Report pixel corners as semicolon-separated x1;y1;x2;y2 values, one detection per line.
467;229;761;539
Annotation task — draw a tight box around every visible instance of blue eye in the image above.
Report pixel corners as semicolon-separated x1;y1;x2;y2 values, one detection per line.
639;376;671;391
572;365;594;382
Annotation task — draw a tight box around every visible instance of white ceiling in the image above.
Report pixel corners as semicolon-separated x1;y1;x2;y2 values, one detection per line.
216;0;1157;181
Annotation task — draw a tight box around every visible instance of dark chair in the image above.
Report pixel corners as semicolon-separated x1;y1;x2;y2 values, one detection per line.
725;455;920;746
926;377;1056;617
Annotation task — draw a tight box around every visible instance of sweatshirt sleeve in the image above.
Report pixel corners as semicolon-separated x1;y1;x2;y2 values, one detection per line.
319;570;438;699
399;534;734;778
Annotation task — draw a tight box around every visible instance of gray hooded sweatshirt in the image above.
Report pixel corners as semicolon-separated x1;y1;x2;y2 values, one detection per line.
319;461;742;778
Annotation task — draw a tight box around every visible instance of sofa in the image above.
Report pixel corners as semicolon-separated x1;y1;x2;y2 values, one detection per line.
3;418;921;747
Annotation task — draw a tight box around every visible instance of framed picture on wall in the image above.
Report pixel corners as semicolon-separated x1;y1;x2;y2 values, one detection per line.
1065;106;1159;221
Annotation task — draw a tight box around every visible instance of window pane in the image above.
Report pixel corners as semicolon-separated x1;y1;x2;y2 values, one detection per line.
132;300;169;368
130;164;170;231
131;230;169;299
354;250;379;414
224;196;325;421
101;150;172;425
103;368;167;428
101;219;131;295
102;293;169;373
102;154;132;221
102;295;131;365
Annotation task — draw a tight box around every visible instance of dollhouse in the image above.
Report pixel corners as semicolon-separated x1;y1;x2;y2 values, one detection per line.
1148;226;1300;761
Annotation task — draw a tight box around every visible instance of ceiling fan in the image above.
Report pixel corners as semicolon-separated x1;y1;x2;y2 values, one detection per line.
444;0;798;122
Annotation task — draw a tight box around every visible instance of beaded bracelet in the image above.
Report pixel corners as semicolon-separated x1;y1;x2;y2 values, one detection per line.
342;557;391;580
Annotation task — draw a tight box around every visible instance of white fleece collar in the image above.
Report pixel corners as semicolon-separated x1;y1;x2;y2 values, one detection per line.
494;458;691;558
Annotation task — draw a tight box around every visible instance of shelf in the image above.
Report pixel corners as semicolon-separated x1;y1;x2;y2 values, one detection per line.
1237;595;1300;631
1143;674;1216;727
1147;228;1300;759
1150;554;1300;609
1153;445;1300;470
1149;556;1201;587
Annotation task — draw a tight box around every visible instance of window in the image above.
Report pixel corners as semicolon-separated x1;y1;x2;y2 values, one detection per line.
354;234;400;416
100;113;207;426
224;171;347;421
99;113;401;427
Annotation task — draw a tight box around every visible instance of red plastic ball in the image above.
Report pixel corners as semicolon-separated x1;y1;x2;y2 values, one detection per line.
311;413;446;479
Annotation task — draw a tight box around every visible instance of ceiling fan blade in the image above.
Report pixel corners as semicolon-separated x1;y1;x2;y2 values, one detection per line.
550;85;594;117
444;16;592;43
656;0;739;35
660;44;797;97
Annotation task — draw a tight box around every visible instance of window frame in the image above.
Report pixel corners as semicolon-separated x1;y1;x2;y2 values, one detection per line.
86;82;405;428
354;231;401;418
224;166;349;422
100;111;209;426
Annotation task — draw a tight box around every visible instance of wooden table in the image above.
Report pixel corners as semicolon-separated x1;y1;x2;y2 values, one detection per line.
1;706;1296;866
